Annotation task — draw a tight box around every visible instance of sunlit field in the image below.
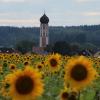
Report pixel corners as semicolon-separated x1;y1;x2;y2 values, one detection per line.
0;53;100;100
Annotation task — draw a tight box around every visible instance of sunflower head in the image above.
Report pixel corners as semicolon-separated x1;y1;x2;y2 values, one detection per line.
64;56;97;90
50;58;58;67
60;89;69;100
0;78;11;97
68;94;77;100
61;92;69;99
4;83;10;89
5;67;44;100
60;87;77;100
24;61;30;66
36;63;44;71
9;64;16;71
0;71;4;75
47;53;62;73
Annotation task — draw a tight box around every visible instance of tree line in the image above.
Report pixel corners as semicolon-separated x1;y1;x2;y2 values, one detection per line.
0;25;100;49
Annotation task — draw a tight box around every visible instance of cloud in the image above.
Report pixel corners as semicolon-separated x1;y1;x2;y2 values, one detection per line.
0;19;39;26
75;0;95;3
0;0;26;3
80;18;100;25
82;12;100;16
0;12;36;18
0;0;47;3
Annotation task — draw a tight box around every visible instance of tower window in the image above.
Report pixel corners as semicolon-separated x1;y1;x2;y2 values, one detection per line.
43;25;45;30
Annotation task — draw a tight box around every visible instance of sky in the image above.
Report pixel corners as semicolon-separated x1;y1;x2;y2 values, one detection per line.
0;0;100;27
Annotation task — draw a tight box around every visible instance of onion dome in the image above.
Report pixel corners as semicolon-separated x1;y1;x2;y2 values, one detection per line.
40;14;49;24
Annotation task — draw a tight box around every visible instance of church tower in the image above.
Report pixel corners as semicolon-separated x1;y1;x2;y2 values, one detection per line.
40;13;49;47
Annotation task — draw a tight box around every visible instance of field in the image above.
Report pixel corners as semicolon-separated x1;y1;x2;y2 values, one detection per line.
0;53;100;100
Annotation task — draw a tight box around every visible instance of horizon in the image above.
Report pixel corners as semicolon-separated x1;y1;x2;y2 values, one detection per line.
0;24;100;28
0;0;100;27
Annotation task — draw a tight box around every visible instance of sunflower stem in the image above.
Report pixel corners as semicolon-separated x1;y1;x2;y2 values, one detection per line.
95;90;100;100
77;91;80;100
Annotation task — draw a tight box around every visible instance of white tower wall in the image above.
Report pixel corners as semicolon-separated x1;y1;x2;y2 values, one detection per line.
40;23;49;47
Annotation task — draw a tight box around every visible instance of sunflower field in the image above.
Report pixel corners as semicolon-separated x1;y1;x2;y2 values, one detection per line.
0;53;100;100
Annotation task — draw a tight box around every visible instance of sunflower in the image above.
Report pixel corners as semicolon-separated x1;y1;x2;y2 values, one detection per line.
60;86;78;100
0;77;11;97
23;61;30;66
0;71;4;75
64;56;97;91
9;64;16;71
60;89;69;100
46;53;62;73
68;93;77;100
36;63;44;71
5;67;44;100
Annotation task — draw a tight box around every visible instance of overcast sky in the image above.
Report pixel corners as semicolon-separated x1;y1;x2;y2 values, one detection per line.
0;0;100;27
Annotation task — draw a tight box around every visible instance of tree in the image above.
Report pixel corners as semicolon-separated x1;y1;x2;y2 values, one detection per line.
52;41;71;55
44;45;53;52
75;34;86;44
15;40;34;54
70;43;81;55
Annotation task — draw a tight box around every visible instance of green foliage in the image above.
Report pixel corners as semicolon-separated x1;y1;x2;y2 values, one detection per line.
0;25;100;48
52;41;71;55
15;40;34;54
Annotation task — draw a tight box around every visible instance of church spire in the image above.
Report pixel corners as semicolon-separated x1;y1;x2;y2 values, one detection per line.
40;13;49;47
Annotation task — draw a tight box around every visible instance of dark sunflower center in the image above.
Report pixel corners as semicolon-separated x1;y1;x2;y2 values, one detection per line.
15;75;34;95
41;62;44;64
0;72;4;75
62;92;69;98
5;83;10;89
24;62;29;66
11;66;15;69
68;94;76;100
71;64;88;81
50;59;57;67
38;65;42;69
